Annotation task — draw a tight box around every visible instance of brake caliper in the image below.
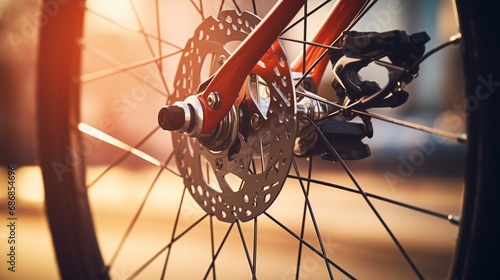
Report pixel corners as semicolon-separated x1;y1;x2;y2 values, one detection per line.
332;30;430;110
316;30;430;161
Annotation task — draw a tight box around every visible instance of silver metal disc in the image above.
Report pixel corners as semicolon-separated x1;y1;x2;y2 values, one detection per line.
170;10;297;222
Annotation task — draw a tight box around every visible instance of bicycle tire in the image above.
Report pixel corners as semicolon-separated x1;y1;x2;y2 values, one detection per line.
448;1;500;278
36;0;108;279
36;1;499;279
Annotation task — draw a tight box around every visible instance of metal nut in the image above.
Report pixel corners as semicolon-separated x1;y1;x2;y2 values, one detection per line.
215;158;223;170
250;113;260;129
207;91;221;110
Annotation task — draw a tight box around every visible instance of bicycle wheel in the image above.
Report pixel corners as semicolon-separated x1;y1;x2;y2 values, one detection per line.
36;0;499;279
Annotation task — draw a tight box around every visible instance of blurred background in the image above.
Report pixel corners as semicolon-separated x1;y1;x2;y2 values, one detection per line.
0;0;40;165
0;0;465;279
1;1;60;279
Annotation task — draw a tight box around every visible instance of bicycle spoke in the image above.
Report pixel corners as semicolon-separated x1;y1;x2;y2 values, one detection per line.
125;213;208;280
353;109;467;143
281;0;333;35
129;0;171;97
236;221;255;277
108;165;165;268
291;158;334;279
231;0;242;14
129;0;183;99
294;48;330;88
155;0;163;83
85;5;182;50
279;37;342;51
189;0;204;20
264;212;355;279
203;223;236;280
295;157;313;279
287;174;459;225
83;126;163;188
160;186;188;279
297;88;465;144
81;48;181;85
296;88;344;111
80;42;167;97
350;0;378;29
302;1;308;75
217;0;226;15
128;0;157;58
291;0;378;88
84;5;139;33
78;123;162;167
198;0;205;19
251;0;257;15
306;116;424;279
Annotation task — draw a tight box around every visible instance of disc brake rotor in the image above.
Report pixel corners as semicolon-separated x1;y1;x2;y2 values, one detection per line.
170;10;297;222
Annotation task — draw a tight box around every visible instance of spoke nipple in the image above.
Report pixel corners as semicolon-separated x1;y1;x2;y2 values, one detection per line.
158;105;186;131
448;214;460;225
218;55;226;66
457;133;467;144
450;33;462;44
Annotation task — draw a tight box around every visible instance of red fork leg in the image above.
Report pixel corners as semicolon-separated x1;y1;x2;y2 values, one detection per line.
198;0;306;134
161;0;369;135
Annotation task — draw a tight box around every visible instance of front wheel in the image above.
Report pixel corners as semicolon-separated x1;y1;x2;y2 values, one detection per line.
36;0;500;279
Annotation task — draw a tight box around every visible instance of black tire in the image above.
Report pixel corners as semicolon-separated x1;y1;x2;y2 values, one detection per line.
36;1;108;279
449;1;500;279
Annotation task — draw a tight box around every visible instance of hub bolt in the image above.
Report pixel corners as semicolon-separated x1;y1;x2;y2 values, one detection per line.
250;113;261;129
215;158;223;170
218;55;226;66
158;105;185;131
207;91;221;110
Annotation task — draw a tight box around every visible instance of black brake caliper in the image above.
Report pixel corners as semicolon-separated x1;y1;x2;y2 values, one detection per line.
332;30;430;109
318;30;430;161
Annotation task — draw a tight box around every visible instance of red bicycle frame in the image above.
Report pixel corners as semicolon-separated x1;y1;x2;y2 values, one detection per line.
197;0;369;134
